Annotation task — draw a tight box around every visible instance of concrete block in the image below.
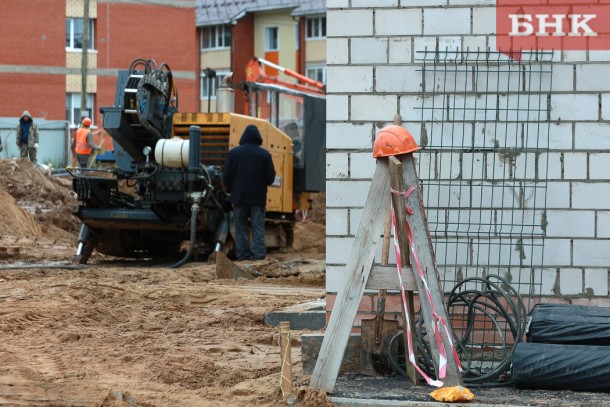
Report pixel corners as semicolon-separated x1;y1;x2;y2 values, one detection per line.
352;0;397;6
264;299;326;330
538;152;562;180
499;95;548;122
462;36;488;54
389;38;412;64
602;94;610;121
575;123;610;150
349;208;363;237
449;94;495;122
375;9;422;36
426;182;471;209
559;268;583;295
539;268;559;296
424;8;470;35
573;183;610;209
551;94;598;121
548;64;574;92
434;239;472;267
326;266;344;292
474;68;523;94
413;37;438;56
519;182;548;210
588;51;610;62
351;95;398;121
495;209;544;236
327;208;349;236
327;66;373;93
350;152;376;179
327;38;349;65
576;65;610;91
327;95;349;121
326;237;354;264
470;181;517;208
584;269;609;296
327;152;349;179
407;0;445;5
471;239;517;267
327;122;373;149
562;152;587;180
589;153;610;180
376;66;422;93
438;152;460;180
301;333;362;375
328;0;349;7
461;152;485;180
530;238;571;267
424;64;470;94
438;37;462;55
562;50;587;62
597;211;610;238
514;152;537;180
497;268;536;296
351;38;388;64
450;0;495;4
546;122;573;150
574;240;610;267
326;180;372;207
545;210;595;238
474;122;520;150
328;10;373;37
533;181;570;209
472;7;496;35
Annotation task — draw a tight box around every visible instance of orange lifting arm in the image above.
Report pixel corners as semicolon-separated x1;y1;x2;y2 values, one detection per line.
245;57;326;96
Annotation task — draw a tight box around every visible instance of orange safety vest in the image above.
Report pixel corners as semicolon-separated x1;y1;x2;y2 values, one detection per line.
75;127;92;155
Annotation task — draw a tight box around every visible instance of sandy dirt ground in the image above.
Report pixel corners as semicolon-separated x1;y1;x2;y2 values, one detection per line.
0;159;333;407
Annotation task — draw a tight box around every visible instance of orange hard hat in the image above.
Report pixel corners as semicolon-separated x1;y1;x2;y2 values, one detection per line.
82;117;91;127
373;125;420;158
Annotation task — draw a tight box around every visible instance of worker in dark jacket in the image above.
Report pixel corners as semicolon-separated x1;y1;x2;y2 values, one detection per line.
223;124;276;260
16;110;39;163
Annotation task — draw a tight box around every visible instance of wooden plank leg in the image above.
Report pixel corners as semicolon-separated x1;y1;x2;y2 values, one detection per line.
310;160;392;393
392;155;464;387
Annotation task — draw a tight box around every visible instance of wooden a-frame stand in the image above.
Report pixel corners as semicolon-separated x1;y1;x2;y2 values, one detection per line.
311;153;463;393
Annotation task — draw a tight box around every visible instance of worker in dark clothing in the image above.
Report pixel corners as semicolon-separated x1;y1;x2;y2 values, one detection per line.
223;124;276;261
16;110;39;163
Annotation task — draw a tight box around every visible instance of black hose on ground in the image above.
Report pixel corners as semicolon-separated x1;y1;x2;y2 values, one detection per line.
169;202;199;269
388;274;526;386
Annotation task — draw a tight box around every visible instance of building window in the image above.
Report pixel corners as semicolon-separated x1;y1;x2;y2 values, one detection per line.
201;71;229;99
66;18;95;50
306;17;326;39
201;25;231;50
265;27;279;51
306;65;326;84
66;93;94;126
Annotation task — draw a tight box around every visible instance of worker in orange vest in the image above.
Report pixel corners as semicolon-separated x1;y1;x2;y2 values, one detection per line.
74;117;101;168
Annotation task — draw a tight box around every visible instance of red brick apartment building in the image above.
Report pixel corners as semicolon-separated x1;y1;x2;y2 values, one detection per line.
0;0;326;124
0;0;198;126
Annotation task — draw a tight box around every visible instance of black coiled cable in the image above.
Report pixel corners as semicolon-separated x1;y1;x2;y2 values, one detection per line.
389;274;526;386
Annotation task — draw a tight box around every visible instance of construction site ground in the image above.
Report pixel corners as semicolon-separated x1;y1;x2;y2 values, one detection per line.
1;159;610;407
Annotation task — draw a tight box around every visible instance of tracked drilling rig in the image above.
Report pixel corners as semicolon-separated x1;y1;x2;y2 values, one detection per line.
71;57;325;265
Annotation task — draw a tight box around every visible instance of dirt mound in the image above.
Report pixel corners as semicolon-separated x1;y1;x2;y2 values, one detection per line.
0;186;42;238
0;158;80;236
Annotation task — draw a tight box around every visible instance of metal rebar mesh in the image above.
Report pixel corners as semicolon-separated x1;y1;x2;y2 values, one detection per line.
413;49;553;381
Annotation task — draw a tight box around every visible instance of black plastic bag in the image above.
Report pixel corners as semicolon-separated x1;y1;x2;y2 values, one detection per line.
527;303;610;345
514;342;610;392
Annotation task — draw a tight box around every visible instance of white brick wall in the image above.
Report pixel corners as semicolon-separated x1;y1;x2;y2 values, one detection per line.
327;2;610;297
